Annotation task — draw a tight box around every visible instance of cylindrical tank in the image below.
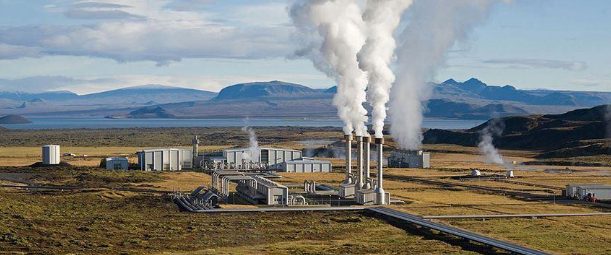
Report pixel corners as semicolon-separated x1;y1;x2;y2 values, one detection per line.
42;145;60;165
506;170;514;178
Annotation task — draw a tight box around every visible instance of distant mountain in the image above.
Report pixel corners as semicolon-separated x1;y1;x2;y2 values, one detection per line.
0;91;79;101
324;86;337;94
422;105;611;155
215;81;318;100
79;84;217;104
436;78;610;106
1;78;609;120
0;114;32;124
426;99;528;120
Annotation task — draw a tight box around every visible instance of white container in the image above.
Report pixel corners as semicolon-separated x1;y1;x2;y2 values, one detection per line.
42;145;61;165
506;170;515;178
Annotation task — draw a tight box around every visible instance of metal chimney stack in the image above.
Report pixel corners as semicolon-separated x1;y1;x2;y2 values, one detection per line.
363;136;371;189
192;135;199;168
374;137;386;205
344;134;353;184
356;136;364;189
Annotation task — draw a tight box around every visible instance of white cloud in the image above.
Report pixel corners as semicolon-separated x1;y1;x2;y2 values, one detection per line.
0;76;112;92
0;0;294;65
0;44;42;59
481;59;588;71
571;78;611;89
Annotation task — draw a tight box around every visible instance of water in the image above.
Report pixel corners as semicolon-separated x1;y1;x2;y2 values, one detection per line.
1;117;484;130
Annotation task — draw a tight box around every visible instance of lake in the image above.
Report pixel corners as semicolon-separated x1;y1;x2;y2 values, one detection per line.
1;117;485;130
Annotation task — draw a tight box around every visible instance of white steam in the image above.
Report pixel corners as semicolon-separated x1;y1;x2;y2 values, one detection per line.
389;0;510;149
290;0;369;136
241;126;260;162
358;0;413;138
478;118;505;165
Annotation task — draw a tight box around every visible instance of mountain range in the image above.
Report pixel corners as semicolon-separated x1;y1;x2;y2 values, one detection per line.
1;79;609;119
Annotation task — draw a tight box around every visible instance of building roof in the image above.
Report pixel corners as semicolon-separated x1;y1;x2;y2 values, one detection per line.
253;175;287;189
106;157;128;161
223;147;301;153
138;148;190;153
285;159;332;164
567;184;611;189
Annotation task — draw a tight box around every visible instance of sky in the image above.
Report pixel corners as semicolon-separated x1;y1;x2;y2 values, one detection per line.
0;0;610;94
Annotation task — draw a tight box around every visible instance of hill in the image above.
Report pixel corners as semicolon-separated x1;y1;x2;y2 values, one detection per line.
215;81;318;100
107;107;176;119
78;85;216;104
0;114;32;124
425;99;528;120
0;91;79;101
423;105;611;156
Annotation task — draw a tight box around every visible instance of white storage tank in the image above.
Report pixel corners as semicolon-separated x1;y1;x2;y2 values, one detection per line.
42;145;61;165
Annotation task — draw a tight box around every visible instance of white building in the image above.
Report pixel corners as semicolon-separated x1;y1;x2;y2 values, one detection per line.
282;159;332;173
42;145;60;165
106;157;129;170
388;150;431;169
137;148;193;171
223;147;302;169
566;184;611;200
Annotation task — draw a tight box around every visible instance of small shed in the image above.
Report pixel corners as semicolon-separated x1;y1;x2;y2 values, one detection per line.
106;157;129;170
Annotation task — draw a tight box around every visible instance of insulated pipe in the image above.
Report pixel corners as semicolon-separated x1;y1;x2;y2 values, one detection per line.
356;136;364;189
363;136;371;189
344;134;353;184
375;137;386;205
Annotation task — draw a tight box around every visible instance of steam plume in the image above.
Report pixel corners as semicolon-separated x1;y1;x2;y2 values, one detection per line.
290;0;369;136
241;126;260;161
389;0;510;149
358;0;413;138
478;118;505;165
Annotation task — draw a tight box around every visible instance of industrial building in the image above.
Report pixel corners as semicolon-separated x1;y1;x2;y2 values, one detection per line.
137;148;193;171
388;150;431;169
566;184;611;200
281;158;332;173
106;157;129;170
211;170;289;205
223;147;302;170
42;145;61;165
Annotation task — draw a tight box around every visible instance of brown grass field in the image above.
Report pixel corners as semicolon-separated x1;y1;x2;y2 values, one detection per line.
1;127;611;254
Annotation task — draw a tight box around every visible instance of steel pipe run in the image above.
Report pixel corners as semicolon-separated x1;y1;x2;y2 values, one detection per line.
374;137;386;205
344;134;353;184
356;136;364;190
363;136;371;189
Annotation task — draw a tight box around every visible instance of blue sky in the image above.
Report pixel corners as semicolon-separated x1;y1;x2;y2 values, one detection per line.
0;0;609;94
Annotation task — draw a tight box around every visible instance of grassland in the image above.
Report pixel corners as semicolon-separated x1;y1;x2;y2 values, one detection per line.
0;167;482;255
1;127;611;254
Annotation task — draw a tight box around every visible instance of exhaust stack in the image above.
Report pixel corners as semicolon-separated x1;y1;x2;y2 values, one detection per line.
344;134;353;184
363;136;371;189
356;136;364;189
375;137;386;205
192;135;199;168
